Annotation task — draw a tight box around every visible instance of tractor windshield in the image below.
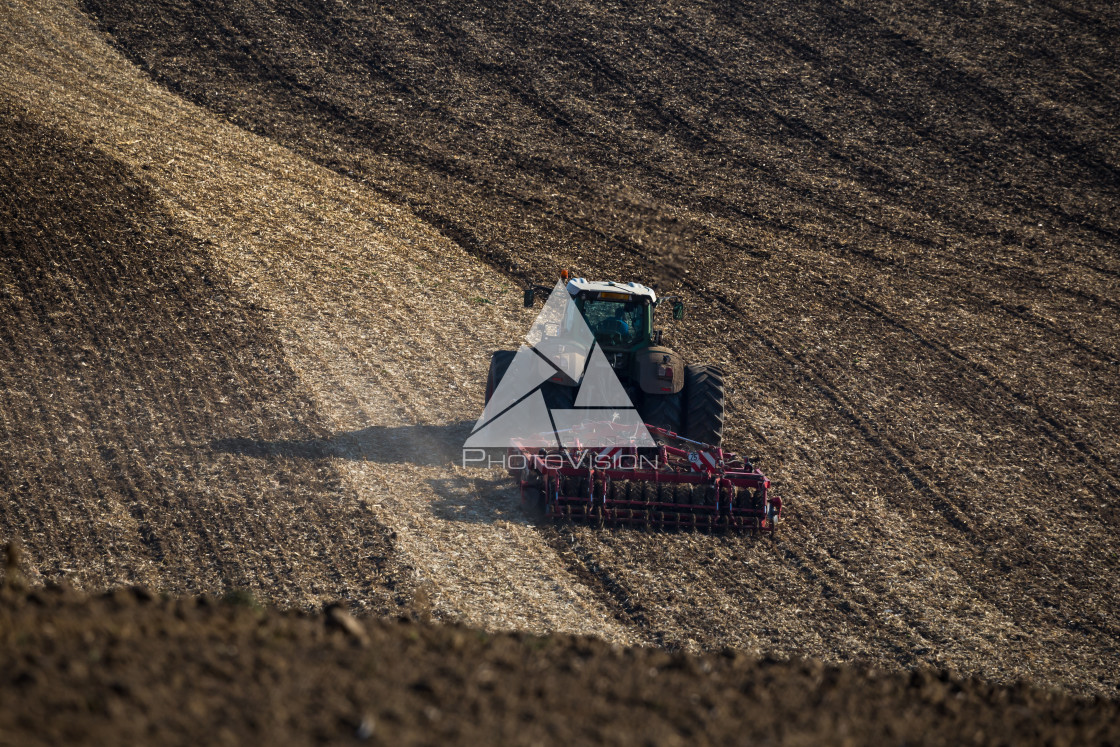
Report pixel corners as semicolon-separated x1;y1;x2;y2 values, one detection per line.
576;298;647;348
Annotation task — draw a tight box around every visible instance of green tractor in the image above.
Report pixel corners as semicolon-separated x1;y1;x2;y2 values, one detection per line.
484;275;726;446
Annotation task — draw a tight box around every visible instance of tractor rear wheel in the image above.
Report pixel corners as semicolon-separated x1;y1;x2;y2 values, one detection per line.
484;350;517;404
639;391;682;434
682;364;726;447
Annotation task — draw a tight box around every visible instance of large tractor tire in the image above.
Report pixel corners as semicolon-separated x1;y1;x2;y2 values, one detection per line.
639;391;682;434
484;350;516;404
682;364;726;447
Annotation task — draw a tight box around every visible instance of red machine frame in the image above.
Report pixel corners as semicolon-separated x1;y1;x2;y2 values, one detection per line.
509;424;781;532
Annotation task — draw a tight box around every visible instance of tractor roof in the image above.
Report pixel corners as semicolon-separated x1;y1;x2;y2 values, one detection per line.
566;278;657;303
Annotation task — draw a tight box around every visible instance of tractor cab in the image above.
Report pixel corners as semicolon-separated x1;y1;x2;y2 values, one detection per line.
565;278;656;351
524;275;684;352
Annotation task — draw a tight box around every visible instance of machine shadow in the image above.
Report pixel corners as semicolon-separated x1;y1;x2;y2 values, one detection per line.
211;420;476;467
213;421;532;526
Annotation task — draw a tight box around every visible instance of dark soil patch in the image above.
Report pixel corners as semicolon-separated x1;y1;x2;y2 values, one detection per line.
2;581;1117;746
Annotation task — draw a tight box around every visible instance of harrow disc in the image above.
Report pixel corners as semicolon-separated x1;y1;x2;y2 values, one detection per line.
509;422;780;533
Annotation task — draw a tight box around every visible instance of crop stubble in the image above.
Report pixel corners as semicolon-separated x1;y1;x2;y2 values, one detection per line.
0;112;409;611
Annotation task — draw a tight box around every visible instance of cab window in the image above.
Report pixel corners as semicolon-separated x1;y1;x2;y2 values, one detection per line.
577;299;646;347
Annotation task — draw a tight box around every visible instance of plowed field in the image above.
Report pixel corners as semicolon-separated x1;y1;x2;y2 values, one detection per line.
1;0;1118;741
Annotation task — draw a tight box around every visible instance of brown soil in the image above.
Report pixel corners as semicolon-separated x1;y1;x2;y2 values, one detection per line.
2;580;1118;746
78;0;1120;694
0;0;1118;741
0;112;405;612
0;0;641;644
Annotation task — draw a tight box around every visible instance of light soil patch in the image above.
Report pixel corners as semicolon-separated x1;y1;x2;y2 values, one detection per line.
0;0;638;641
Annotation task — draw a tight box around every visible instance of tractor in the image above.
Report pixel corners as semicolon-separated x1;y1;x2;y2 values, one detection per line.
479;272;780;532
485;273;726;446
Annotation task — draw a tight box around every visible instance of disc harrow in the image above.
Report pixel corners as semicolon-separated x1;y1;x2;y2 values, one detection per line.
511;423;781;533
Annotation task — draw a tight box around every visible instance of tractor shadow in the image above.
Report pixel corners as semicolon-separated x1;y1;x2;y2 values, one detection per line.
212;421;527;525
211;420;476;467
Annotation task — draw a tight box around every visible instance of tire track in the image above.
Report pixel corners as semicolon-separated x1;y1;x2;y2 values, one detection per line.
836;288;1120;500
